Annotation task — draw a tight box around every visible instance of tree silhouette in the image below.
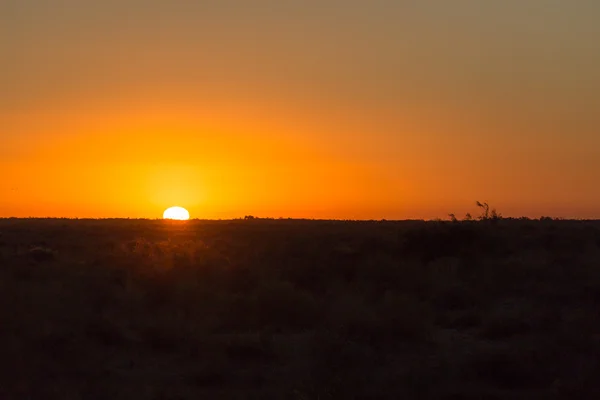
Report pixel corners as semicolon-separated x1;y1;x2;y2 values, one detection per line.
476;201;502;221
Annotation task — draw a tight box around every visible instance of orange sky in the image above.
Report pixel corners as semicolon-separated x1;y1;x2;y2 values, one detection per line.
2;1;600;219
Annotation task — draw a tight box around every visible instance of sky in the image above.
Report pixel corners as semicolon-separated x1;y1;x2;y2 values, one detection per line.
1;0;599;219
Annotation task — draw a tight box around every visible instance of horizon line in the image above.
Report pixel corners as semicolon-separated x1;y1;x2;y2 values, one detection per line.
1;217;599;222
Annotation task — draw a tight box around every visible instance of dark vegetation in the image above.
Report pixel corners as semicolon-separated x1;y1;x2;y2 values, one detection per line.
1;215;600;398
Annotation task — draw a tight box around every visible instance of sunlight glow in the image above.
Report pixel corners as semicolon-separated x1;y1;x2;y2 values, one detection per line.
163;206;190;220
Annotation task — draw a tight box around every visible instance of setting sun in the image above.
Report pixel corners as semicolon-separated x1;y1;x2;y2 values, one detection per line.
163;207;190;220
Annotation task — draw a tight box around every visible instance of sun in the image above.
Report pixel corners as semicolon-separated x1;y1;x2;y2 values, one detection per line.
163;206;190;220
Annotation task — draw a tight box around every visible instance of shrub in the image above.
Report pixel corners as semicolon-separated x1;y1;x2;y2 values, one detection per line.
28;246;56;263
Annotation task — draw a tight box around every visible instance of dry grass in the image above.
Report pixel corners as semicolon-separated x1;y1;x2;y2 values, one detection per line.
1;218;600;398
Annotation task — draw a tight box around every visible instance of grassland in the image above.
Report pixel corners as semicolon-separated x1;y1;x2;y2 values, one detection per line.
1;217;600;398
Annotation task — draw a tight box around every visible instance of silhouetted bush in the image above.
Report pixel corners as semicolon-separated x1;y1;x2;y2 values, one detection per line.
28;246;56;262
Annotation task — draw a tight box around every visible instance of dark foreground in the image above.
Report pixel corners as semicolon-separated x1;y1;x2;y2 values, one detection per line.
1;218;600;399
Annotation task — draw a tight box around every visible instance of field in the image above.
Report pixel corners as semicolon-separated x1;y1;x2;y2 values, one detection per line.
1;218;600;399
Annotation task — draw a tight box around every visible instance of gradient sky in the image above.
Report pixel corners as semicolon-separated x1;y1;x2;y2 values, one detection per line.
2;0;600;219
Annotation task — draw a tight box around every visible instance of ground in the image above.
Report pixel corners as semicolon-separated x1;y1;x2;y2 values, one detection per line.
1;218;600;399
